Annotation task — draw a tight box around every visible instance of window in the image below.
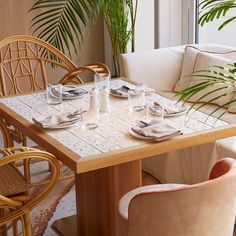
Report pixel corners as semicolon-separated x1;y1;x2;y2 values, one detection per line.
196;0;236;47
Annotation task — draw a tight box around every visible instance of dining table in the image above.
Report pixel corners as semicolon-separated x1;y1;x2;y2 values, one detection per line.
1;78;236;236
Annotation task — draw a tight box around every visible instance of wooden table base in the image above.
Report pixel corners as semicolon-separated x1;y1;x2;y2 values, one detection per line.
52;160;142;236
52;215;78;236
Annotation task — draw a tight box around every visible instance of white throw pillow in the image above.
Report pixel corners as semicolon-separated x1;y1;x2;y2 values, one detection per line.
186;52;234;107
174;45;236;92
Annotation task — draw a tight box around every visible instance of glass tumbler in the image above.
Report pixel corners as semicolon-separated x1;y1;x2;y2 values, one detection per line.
128;89;145;112
86;107;100;130
94;74;110;91
46;84;62;105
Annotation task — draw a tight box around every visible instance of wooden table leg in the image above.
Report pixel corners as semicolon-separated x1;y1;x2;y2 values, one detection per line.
52;160;141;236
76;160;142;236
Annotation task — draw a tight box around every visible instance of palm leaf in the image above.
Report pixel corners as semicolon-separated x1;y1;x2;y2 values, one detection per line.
198;0;236;30
176;64;236;120
30;0;103;57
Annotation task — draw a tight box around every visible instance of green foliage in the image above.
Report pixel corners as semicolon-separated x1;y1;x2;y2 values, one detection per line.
102;0;130;76
176;64;236;118
198;0;236;30
30;0;103;57
30;0;138;76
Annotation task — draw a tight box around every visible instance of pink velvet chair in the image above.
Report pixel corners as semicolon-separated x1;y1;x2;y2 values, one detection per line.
118;158;236;236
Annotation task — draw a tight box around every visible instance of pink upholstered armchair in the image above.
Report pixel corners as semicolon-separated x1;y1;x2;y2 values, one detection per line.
118;158;236;236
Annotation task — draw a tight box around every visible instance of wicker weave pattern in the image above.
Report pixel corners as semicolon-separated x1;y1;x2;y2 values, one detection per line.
0;165;28;197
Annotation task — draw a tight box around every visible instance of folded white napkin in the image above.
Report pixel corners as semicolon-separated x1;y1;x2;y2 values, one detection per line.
110;85;132;97
132;120;182;141
32;110;83;128
62;86;87;98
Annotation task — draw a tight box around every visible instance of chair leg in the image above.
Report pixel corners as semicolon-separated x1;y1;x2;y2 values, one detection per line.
22;213;31;236
23;159;31;185
0;209;7;236
13;219;19;236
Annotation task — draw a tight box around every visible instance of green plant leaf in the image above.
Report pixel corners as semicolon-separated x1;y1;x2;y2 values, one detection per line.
198;0;236;30
30;0;103;57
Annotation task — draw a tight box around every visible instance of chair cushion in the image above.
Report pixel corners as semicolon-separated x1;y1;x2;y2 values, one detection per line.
0;164;28;197
119;184;187;221
174;45;236;93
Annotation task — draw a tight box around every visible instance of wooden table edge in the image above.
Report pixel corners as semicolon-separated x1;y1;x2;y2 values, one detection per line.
1;102;236;174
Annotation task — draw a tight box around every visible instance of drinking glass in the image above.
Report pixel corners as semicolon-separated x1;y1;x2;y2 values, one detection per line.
145;100;164;123
85;105;100;130
128;89;145;112
94;74;110;91
46;84;62;105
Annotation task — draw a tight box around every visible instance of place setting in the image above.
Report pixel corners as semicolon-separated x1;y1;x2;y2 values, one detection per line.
110;83;155;98
148;100;188;117
62;85;88;100
46;83;88;105
129;119;182;142
110;85;132;98
127;92;184;142
32;109;85;129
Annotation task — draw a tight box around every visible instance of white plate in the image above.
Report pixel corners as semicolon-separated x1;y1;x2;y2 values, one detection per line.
129;128;152;140
149;106;188;117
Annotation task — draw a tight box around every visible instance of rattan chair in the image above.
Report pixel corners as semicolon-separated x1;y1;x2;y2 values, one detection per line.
0;147;60;236
0;35;110;96
0;35;110;184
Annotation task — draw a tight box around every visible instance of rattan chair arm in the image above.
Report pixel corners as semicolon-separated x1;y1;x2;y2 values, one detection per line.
59;62;111;85
0;147;60;226
0;195;22;209
84;62;110;75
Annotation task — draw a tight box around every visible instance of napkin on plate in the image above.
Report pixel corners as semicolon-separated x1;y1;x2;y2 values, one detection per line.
62;86;87;98
110;85;132;97
150;101;185;115
32;110;83;128
132;120;182;141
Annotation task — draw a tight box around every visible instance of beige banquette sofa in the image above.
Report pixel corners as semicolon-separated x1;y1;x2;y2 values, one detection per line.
120;44;236;184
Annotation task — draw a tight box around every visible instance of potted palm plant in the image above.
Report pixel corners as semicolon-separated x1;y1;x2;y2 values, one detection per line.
30;0;138;77
176;0;236;118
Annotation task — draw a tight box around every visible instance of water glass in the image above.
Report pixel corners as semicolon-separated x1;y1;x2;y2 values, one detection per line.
145;101;164;123
94;74;110;91
46;84;62;105
128;89;145;112
85;107;100;130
